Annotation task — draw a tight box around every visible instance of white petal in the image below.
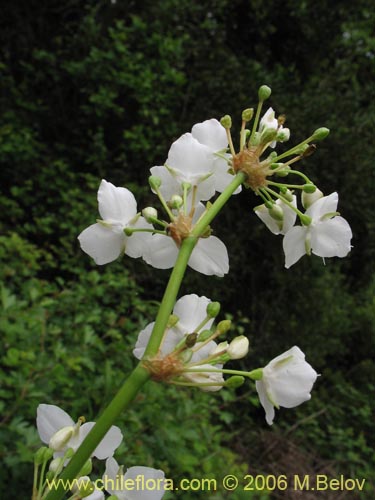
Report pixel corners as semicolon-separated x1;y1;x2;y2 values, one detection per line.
188;236;229;276
150;165;181;200
86;489;105;500
191;340;219;363
103;457;123;497
311;217;352;258
78;223;125;265
173;294;211;334
255;205;283;235
282;226;307;268
183;364;224;392
191;119;228;151
133;322;184;359
37;404;74;444
167;133;213;177
255;380;275;425
211;157;241;194
133;323;155;360
123;466;166;500
125;217;153;259
78;423;123;459
260;107;278;131
306;192;338;220
142;234;178;269
98;180;137;222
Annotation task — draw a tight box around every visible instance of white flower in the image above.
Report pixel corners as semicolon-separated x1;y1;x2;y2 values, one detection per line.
36;404;123;459
133;294;225;392
259;107;290;148
283;192;352;268
227;336;249;360
191;119;241;194
142;202;229;277
134;294;215;359
103;457;165;500
255;196;297;235
78;180;151;265
255;346;318;425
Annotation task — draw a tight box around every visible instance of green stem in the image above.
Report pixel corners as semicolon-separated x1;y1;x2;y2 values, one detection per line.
45;172;245;500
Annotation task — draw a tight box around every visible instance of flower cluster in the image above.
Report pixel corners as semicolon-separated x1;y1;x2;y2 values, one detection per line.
34;404;166;500
134;294;318;425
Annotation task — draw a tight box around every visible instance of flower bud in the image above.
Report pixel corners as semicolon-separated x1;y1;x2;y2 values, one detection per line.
268;203;284;222
300;214;312;226
206;301;221;318
78;459;93;478
197;329;214;342
302;187;324;209
148;175;162;190
169;194;183;209
280;188;294;202
220;115;232;129
212;341;229;356
142;207;158;222
185;332;198;348
277;128;290;142
71;477;95;498
49;426;74;451
34;446;54;465
260;127;277;144
49;457;64;473
312;127;330;141
217;319;231;334
258;85;272;101
167;314;179;328
276;166;290;177
242;108;254;122
227;336;249;359
226;376;245;388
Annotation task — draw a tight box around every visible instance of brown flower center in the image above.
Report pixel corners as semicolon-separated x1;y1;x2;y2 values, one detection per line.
167;213;193;246
232;147;270;191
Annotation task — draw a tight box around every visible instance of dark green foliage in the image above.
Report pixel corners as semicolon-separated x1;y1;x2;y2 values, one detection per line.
1;0;374;498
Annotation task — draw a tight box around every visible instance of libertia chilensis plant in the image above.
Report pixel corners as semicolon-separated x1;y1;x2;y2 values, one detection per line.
32;85;352;500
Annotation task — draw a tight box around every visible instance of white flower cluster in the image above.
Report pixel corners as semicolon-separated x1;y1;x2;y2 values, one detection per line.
36;404;166;500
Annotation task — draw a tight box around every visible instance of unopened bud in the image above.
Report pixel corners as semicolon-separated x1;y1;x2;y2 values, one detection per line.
142;207;158;222
167;314;179;328
268;204;284;222
206;301;221;318
49;426;74;451
34;446;53;465
49;457;64;473
226;376;245;388
169;195;183;209
276;166;290;177
312;127;330;141
242;108;254;122
78;459;93;478
227;336;249;359
277;128;290;142
148;175;162;190
212;341;229;356
300;214;312;226
270;162;284;170
280;188;294;202
302;187;324;209
197;329;214;342
260;127;277;144
217;320;231;334
220;115;232;129
71;477;95;498
258;85;272;101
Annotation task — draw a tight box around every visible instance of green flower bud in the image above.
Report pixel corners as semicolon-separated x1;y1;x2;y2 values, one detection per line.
226;376;245;388
206;301;221;318
167;314;179;328
169;194;183;209
248;368;263;380
312;127;330;141
300;214;313;226
268;204;284;222
217;319;231;334
277;128;290;142
148;175;162;190
142;206;158;222
124;227;133;236
270;162;284;170
220;115;232;129
303;184;316;193
197;329;214;342
242;108;254;122
258;85;272;101
260;127;277;144
276;166;290;177
78;459;93;478
34;446;53;465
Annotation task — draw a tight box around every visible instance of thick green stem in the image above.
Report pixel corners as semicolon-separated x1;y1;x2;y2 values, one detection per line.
45;172;245;500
